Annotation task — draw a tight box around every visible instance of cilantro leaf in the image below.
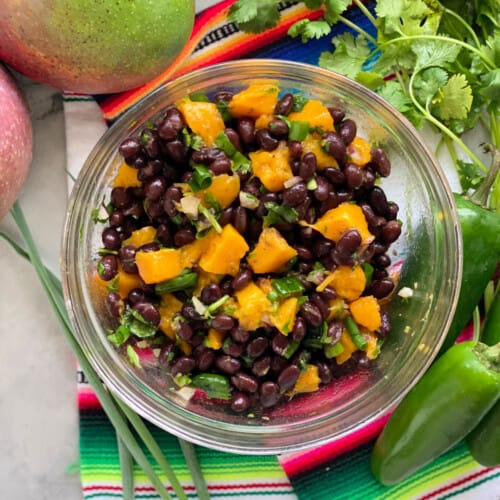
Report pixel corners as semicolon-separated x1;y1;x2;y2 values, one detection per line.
263;202;298;226
479;68;500;105
228;0;281;34
456;159;485;191
413;67;449;105
288;19;331;43
126;345;141;368
377;81;425;128
433;73;473;120
323;0;352;24
373;41;416;74
411;39;462;70
355;71;385;90
319;33;370;79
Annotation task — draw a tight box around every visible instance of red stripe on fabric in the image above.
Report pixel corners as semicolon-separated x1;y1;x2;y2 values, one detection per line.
78;391;102;410
280;413;390;478
419;467;500;500
83;482;291;492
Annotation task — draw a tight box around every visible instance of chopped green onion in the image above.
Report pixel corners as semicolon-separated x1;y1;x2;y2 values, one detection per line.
288;120;310;141
263;202;298;226
191;373;231;400
206;295;230;316
272;276;306;298
214;130;237;157
325;342;345;359
282;340;300;359
361;262;374;284
126;344;141;368
291;94;309;112
344;316;368;350
155;269;198;294
189;91;209;102
306;177;318;190
198;204;222;233
188;165;213;193
232;151;252;174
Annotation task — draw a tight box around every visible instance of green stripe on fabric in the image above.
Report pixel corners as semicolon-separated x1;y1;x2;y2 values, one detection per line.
63;96;95;102
437;471;500;500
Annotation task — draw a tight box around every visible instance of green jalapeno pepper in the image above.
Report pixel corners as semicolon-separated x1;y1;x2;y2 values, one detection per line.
466;289;500;467
439;195;500;354
371;341;500;485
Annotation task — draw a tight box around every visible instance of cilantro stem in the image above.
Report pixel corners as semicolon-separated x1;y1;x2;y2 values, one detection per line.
472;306;481;343
338;15;377;46
377;35;495;70
352;0;377;28
442;7;481;48
490;109;500;147
407;69;488;173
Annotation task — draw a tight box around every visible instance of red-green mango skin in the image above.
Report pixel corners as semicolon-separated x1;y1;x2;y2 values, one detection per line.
0;0;195;94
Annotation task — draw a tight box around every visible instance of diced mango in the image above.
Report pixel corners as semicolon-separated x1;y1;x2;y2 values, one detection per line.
293;364;321;393
247;227;298;274
179;232;215;269
229;83;279;118
328;265;366;302
255;113;274;129
199;224;250;276
177;339;192;356
250;141;293;191
135;248;183;284
289;100;334;132
113;162;141;188
336;330;358;365
327;297;348;320
206;328;227;350
233;281;273;331
301;135;339;170
198;174;240;209
364;330;380;360
158;293;184;340
310;203;374;245
193;270;220;296
116;268;143;299
347;136;371;167
349;295;382;331
122;226;157;248
177;99;225;146
270;297;298;335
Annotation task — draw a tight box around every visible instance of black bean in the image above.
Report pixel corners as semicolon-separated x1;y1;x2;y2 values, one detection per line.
219;207;234;227
110;187;133;210
369;187;389;216
138;160;163;182
211;313;235;331
386;202;399;221
300;301;323;327
323;167;345;186
163;139;187;163
311;293;329;320
157;107;185;140
377;310;391;337
237;118;255;144
156;223;173;247
317;361;332;384
344;163;363;189
270;355;288;374
300;152;317;179
158;339;176;365
209;156;232;175
231;372;259;393
139;242;160;253
319;192;339;215
119;137;142;162
271;332;289;356
382;220;402;244
224;127;242;152
288;140;303;158
223;340;246;358
373;268;389;280
213;90;234;104
133;154;147;169
219;277;233;296
371;278;395;299
274;93;294;115
324;132;347;165
313;238;333;257
171;356;196;376
128;288;146;304
314;176;330;201
299;226;315;240
255;129;279;151
252;355;271;377
231;269;253;291
291;350;311;367
195;347;215;371
371;147;391;177
327;321;343;345
295;244;313;261
174;228;195;247
181;303;202;321
362;167;376;189
338;119;357;145
374;253;391;269
133;301;161;326
201;283;222;304
101;227;121;250
260;381;281;408
144;176;167;201
231;392;251;412
277;364;300;392
230;326;250;343
269;118;289;137
124;201;145;219
108;210;124;228
177;322;193;341
320;286;337;301
98;254;118;281
247;336;269;358
282;182;307;207
336;229;361;256
328;107;345;124
233;206;248;234
163;186;182;217
215;355;241;375
105;292;122;318
361;203;386;233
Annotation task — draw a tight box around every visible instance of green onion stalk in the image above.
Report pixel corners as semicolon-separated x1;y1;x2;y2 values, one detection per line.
1;202;210;500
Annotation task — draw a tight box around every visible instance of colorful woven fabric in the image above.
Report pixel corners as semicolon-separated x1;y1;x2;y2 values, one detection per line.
67;1;500;499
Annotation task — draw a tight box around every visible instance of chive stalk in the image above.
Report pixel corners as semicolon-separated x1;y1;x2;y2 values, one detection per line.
344;316;368;350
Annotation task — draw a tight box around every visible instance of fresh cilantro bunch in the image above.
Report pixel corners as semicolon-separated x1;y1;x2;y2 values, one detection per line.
229;0;500;208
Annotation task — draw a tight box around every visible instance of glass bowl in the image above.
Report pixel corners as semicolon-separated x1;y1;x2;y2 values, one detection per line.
61;59;462;454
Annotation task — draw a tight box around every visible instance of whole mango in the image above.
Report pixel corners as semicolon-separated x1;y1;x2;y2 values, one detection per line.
0;1;195;94
0;66;32;220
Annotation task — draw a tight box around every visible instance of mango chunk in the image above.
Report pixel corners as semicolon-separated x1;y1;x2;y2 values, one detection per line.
289;100;335;132
179;232;215;269
116;266;143;299
123;226;157;248
158;293;183;340
177;99;225;146
301;135;339;170
229;83;279;118
199;223;249;276
198;174;240;209
347;136;371;166
336;330;358;365
310;203;374;245
349;295;382;331
328;265;366;302
135;248;183;284
233;281;273;331
247;227;298;274
270;297;298;335
113;162;141;188
293;364;321;393
250;141;293;191
255;113;274;129
206;328;227;350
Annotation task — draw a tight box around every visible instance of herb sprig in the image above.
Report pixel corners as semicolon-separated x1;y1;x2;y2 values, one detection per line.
229;0;500;208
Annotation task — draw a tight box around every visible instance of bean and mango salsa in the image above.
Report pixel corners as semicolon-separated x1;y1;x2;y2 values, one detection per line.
94;83;401;414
